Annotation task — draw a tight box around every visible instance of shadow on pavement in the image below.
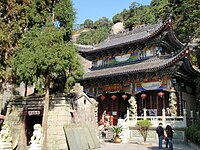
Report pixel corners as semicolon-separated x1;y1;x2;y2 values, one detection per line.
146;146;158;150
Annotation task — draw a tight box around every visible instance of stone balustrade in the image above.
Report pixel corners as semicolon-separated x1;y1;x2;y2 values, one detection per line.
126;108;187;128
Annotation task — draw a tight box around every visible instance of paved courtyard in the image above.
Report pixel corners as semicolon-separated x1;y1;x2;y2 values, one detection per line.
96;142;195;150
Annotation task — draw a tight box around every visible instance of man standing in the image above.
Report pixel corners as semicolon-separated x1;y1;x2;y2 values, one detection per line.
156;123;164;150
166;124;174;150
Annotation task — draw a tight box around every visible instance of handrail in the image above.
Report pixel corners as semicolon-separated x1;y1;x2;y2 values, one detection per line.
121;108;187;128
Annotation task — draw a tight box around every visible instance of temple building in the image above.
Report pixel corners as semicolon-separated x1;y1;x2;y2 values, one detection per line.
77;17;199;125
1;17;199;147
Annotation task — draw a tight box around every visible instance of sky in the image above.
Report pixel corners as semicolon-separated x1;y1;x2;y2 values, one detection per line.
73;0;151;24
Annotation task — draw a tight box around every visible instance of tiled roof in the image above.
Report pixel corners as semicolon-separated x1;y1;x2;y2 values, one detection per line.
82;47;189;80
77;18;171;53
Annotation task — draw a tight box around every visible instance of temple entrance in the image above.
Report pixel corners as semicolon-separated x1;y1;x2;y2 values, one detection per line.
25;110;42;145
136;90;170;116
98;93;130;125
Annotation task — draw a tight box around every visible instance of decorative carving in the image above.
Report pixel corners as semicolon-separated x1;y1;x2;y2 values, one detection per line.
30;124;42;145
93;99;99;118
168;88;177;116
128;96;137;116
0;124;12;143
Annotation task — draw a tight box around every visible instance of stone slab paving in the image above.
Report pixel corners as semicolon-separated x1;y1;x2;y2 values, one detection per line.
96;142;195;150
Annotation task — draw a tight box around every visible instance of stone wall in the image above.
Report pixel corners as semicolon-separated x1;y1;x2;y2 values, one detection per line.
47;95;73;150
4;96;27;150
3;95;73;150
3;83;98;150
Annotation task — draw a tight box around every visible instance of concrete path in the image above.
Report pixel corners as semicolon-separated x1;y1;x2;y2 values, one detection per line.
96;142;195;150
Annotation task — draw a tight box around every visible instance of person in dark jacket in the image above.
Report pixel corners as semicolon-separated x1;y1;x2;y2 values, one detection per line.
166;124;174;150
156;123;164;150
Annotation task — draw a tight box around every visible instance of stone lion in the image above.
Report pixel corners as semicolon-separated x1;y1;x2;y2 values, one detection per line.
30;124;42;145
0;124;12;143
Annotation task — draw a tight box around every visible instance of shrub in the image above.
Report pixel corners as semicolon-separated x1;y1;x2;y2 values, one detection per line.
136;120;152;142
185;124;200;146
185;125;199;141
193;130;200;146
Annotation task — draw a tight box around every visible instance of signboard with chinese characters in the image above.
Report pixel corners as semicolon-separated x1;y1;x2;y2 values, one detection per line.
28;110;41;116
104;84;122;92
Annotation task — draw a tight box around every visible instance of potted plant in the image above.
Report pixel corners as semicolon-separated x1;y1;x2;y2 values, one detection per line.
110;125;123;143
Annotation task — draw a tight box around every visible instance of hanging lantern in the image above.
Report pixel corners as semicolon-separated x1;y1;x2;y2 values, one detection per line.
141;93;147;100
111;95;117;100
0;115;4;119
100;95;105;101
122;94;128;100
158;91;165;97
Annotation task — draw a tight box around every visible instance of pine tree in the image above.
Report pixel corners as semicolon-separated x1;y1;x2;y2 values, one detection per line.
8;0;84;149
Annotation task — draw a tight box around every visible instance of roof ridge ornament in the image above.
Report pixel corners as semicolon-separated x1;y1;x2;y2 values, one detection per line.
75;44;93;48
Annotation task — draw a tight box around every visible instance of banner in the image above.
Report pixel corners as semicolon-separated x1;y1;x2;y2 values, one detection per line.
135;79;171;92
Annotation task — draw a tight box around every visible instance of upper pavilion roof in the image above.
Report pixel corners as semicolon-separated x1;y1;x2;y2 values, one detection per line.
82;46;189;80
77;17;182;54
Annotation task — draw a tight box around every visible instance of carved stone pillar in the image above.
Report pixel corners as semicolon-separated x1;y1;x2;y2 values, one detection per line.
128;96;137;116
169;88;177;116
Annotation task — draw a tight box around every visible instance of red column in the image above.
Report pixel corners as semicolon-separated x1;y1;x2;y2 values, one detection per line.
110;115;114;126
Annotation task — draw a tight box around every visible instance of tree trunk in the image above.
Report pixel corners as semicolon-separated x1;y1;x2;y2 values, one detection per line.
143;128;148;142
1;82;13;115
41;74;50;150
24;80;28;97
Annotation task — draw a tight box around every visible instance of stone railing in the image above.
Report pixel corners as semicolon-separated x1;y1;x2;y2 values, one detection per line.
128;116;186;128
118;108;189;143
126;108;187;128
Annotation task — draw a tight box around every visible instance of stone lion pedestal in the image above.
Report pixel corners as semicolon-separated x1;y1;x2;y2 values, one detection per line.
28;143;41;150
0;142;12;150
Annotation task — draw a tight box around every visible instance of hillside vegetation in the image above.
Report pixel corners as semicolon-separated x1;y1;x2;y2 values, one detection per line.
75;0;200;45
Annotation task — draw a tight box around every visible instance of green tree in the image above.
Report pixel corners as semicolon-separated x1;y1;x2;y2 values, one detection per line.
168;0;200;42
0;0;32;114
82;19;94;28
150;0;200;42
112;13;123;24
12;26;83;149
76;27;110;45
94;17;112;29
122;3;155;30
76;17;112;45
150;0;170;22
10;0;84;149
